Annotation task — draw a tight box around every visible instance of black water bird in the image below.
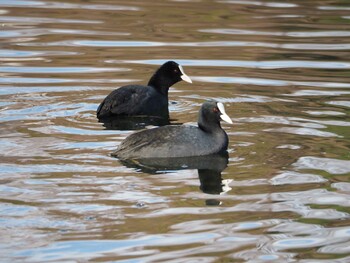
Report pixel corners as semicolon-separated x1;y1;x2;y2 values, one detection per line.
112;101;232;159
97;61;192;119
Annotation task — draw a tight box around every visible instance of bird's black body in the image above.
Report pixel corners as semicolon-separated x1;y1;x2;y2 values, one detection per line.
97;85;169;118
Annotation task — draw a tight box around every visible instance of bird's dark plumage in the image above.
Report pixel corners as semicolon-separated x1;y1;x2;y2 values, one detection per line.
97;61;191;119
112;101;233;159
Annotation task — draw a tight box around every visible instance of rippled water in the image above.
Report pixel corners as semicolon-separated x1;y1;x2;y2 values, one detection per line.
1;0;350;262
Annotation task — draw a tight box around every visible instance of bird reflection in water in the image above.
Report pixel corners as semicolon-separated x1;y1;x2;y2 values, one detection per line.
116;153;231;205
99;115;172;130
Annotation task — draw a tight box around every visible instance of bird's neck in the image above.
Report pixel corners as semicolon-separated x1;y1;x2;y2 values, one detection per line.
148;74;170;96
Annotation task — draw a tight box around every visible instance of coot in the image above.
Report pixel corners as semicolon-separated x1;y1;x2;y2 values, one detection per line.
112;101;232;159
97;61;192;119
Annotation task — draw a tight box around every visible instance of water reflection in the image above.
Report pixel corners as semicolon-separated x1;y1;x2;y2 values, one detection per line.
0;66;123;73
1;0;350;261
32;40;350;50
0;15;101;24
0;0;140;11
293;156;350;175
200;28;350;37
118;153;230;203
217;0;298;8
125;59;350;69
99;116;171;130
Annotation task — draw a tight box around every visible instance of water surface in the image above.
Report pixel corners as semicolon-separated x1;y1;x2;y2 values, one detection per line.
1;0;350;262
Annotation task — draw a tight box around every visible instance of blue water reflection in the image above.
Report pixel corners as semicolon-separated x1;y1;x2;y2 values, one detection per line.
124;59;350;69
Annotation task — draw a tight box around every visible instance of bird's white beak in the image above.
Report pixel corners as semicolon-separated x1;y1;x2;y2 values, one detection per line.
179;65;192;83
217;102;233;124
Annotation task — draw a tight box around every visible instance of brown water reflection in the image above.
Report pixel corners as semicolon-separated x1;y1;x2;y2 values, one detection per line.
1;0;350;262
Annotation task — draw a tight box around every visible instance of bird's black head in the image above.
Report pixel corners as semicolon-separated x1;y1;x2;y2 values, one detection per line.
198;101;233;132
148;61;192;95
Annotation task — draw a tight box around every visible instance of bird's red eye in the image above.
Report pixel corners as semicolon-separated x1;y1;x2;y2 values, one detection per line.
213;107;219;113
